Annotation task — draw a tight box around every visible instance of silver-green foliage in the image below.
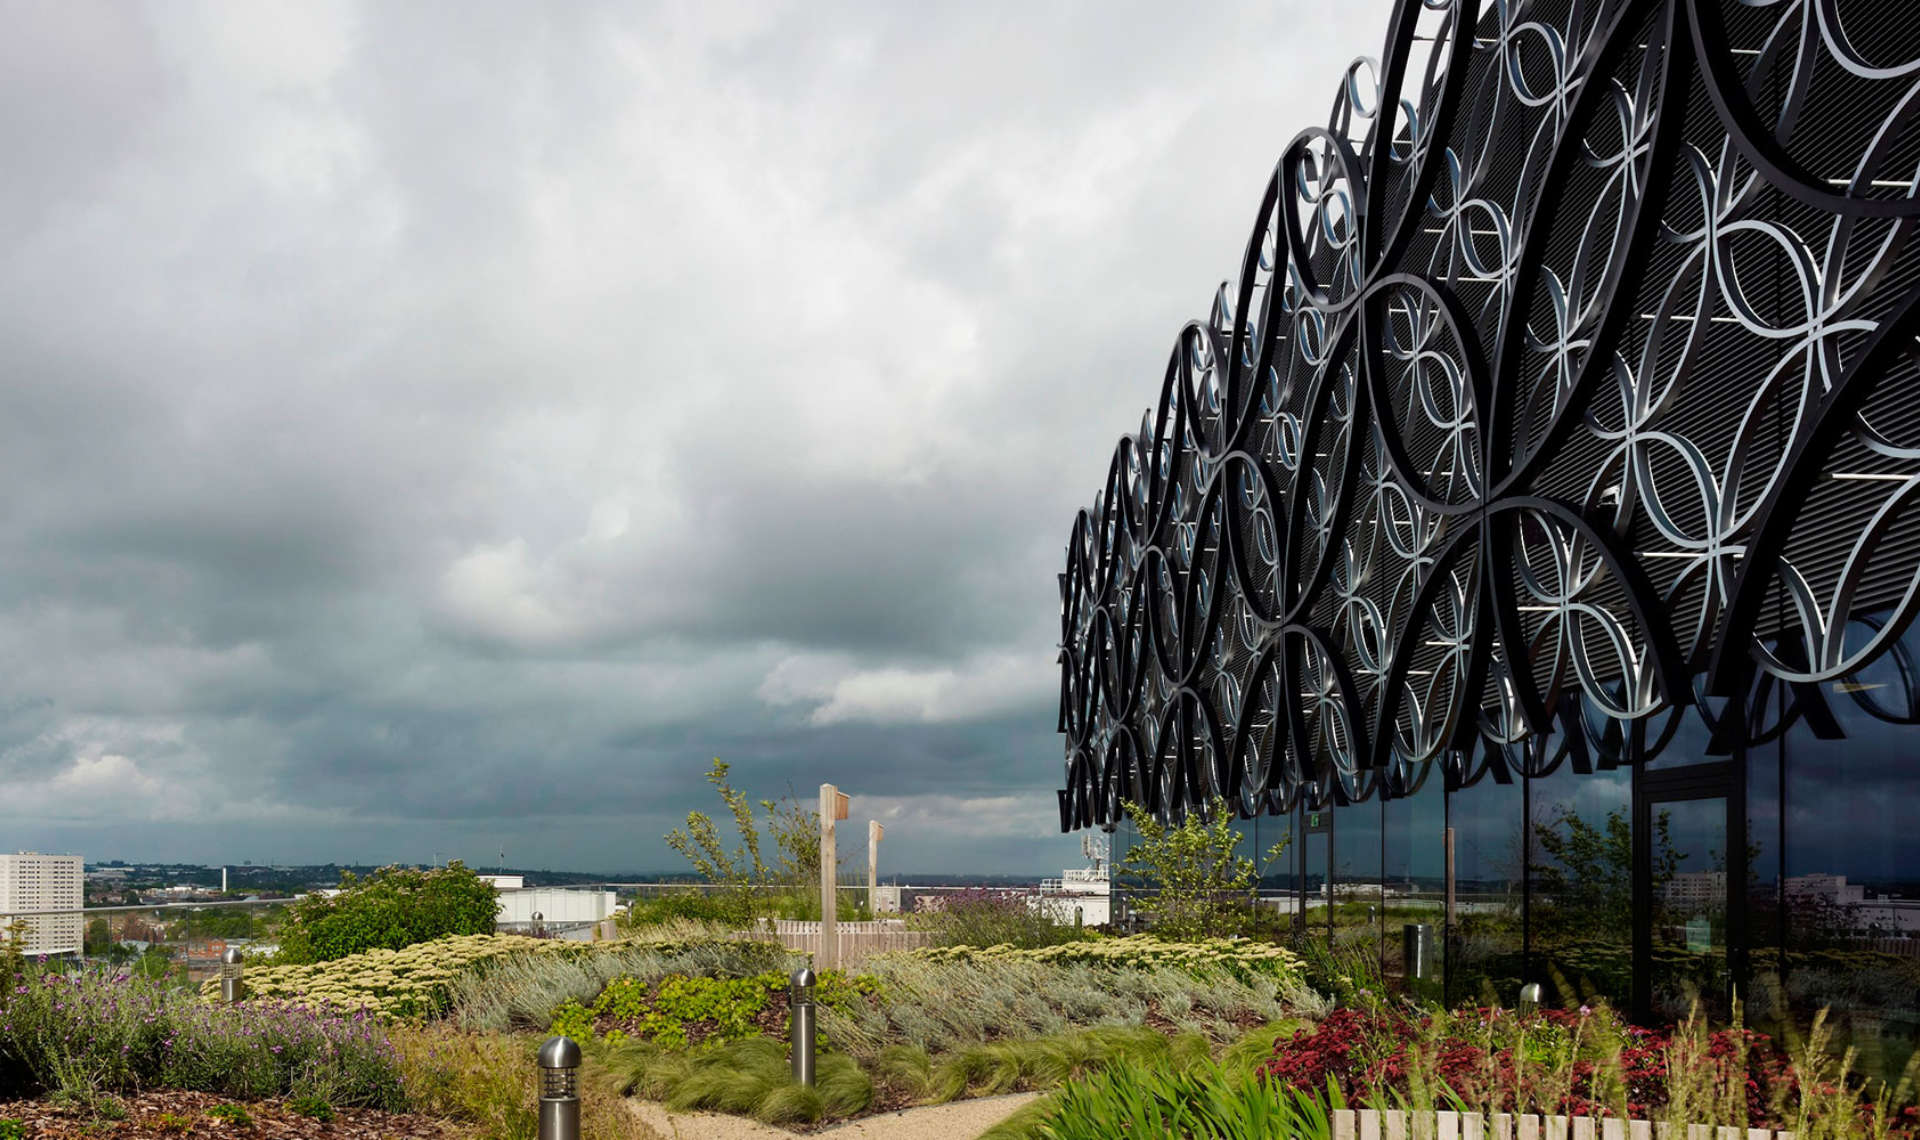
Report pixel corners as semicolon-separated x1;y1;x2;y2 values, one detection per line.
820;955;1324;1061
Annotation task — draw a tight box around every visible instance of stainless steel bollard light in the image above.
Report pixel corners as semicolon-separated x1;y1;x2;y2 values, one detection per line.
219;947;245;1003
537;1036;582;1140
1401;923;1434;982
1518;982;1543;1012
789;967;817;1086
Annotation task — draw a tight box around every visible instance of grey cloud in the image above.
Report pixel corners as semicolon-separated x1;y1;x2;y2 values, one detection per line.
0;0;1397;873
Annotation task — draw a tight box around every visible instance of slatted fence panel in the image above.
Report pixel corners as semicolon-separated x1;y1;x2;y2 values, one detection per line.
1330;1113;1798;1140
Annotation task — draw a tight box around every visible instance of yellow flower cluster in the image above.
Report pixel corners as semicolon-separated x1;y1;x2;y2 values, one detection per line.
196;933;584;1019
904;935;1304;978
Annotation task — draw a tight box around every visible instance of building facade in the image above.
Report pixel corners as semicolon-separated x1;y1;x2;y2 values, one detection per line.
1055;0;1920;1080
0;852;84;957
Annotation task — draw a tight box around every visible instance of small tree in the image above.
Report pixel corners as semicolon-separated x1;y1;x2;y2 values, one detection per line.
277;861;499;963
84;917;112;956
664;760;829;924
0;918;28;994
1117;798;1286;939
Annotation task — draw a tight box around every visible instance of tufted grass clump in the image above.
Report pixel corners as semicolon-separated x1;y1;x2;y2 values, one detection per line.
616;1036;871;1126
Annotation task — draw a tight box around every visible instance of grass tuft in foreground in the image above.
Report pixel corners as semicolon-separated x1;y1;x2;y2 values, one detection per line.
616;1035;871;1126
392;1025;657;1140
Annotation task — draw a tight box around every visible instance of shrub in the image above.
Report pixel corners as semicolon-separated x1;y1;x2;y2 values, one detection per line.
0;1120;22;1140
0;967;404;1108
288;1094;334;1121
1257;1003;1920;1136
277;862;501;964
663;760;828;926
1116;799;1287;940
548;969;882;1050
909;891;1096;950
621;891;747;929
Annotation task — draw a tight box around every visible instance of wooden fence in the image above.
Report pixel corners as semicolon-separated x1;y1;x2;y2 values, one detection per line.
1329;1109;1802;1139
731;919;930;966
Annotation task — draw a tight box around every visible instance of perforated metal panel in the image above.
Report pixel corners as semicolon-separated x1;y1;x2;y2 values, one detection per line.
1056;0;1920;831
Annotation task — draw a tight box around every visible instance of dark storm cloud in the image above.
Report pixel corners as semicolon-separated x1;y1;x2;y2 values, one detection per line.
0;0;1395;873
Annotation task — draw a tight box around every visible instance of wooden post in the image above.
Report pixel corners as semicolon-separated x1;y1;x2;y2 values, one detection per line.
867;821;883;915
819;784;848;970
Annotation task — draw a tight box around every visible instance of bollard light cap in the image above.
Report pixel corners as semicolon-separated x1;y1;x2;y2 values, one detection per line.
538;1035;583;1070
791;966;816;990
222;947;244;965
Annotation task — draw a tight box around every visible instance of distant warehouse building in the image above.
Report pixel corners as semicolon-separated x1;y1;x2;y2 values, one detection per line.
0;852;84;957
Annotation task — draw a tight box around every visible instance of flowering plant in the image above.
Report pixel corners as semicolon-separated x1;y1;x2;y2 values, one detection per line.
0;966;403;1107
901;934;1304;983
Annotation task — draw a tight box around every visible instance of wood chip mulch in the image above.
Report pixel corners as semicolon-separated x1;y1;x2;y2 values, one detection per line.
0;1091;459;1140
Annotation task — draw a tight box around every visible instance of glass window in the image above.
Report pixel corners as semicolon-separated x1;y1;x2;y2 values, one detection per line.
1647;794;1733;1023
1447;745;1524;1008
1334;796;1384;972
1746;686;1786;1033
1384;764;1446;1002
1256;808;1296;939
1781;613;1920;1085
1527;746;1633;1008
1302;803;1332;944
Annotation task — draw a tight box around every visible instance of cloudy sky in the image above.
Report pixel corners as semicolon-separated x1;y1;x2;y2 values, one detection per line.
0;0;1394;874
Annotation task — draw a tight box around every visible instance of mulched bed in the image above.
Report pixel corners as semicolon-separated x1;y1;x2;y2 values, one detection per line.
0;1092;457;1140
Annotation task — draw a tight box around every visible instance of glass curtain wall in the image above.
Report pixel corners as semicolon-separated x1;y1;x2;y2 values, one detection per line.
1446;746;1524;1008
1110;615;1920;1086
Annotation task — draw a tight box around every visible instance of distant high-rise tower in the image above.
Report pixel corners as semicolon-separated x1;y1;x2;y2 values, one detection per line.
0;852;84;956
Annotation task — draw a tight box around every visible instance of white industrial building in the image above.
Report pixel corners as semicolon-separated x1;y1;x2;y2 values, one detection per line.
0;852;85;957
1030;837;1112;927
492;884;616;936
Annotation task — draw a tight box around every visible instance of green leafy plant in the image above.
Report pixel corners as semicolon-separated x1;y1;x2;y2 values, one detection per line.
287;1095;334;1122
0;1119;25;1140
0;919;28;996
276;862;500;964
989;1055;1339;1139
1116;799;1287;939
155;1111;195;1133
205;1103;253;1127
550;969;881;1050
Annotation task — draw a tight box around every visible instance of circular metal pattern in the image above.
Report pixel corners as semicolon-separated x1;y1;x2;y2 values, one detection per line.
1058;0;1920;831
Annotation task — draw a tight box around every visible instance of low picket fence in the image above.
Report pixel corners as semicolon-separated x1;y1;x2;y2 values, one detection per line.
1329;1110;1801;1139
729;919;931;965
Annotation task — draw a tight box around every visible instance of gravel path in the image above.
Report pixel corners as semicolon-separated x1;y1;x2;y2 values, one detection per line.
628;1093;1042;1140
